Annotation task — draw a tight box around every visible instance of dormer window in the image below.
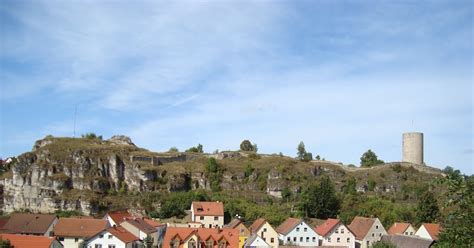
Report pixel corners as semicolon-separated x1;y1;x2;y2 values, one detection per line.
206;240;213;248
218;241;227;248
170;240;179;248
188;238;197;248
197;207;204;212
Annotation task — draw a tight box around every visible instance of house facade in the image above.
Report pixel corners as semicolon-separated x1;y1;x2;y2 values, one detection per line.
163;227;239;248
121;218;158;247
84;226;141;248
225;219;250;248
348;217;387;248
249;218;279;248
191;202;224;228
244;234;271;248
53;217;109;248
415;223;441;241
276;218;319;247
387;223;416;236
315;218;355;248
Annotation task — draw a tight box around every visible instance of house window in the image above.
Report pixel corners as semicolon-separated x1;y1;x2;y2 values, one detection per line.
372;233;375;237
206;240;213;248
376;225;379;229
410;232;413;235
293;237;297;242
58;237;64;241
209;224;212;228
328;237;331;242
270;238;274;243
347;237;350;243
108;235;113;239
296;227;300;232
214;216;219;221
304;227;307;232
99;234;104;238
335;229;339;233
306;237;309;242
379;233;382;236
95;245;102;248
263;228;267;232
200;216;204;220
108;245;116;248
341;228;344;234
188;238;197;248
170;240;179;248
300;237;303;242
218;241;227;248
75;238;79;242
367;241;370;247
337;237;340;243
312;237;316;242
287;237;290;242
263;238;266;242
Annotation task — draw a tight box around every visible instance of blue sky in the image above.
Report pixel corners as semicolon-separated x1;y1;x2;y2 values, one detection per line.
0;1;472;174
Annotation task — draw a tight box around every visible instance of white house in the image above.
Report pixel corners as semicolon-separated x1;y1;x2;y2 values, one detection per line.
245;234;271;248
315;218;355;248
103;210;132;227
348;217;387;248
84;226;142;248
415;223;441;241
190;201;224;228
387;222;416;236
249;218;279;248
276;218;319;246
53;217;109;248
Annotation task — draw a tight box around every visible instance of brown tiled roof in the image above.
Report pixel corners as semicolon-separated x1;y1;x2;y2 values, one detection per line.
381;234;434;248
276;218;302;235
225;219;242;229
249;218;267;233
421;223;441;240
106;210;132;225
0;217;9;231
53;217;108;238
0;234;57;248
3;213;56;235
192;202;224;216
348;217;376;240
107;226;140;243
163;227;238;248
387;222;411;235
123;217;156;234
143;218;163;228
315;218;341;237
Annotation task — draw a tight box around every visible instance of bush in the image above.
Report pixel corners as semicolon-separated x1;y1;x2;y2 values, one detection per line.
81;133;102;140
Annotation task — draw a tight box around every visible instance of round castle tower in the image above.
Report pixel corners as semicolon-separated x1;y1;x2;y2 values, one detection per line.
402;132;424;165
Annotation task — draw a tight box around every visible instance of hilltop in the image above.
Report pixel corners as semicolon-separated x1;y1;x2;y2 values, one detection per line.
0;135;446;226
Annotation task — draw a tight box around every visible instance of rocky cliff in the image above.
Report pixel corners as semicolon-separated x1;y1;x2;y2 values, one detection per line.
0;136;444;215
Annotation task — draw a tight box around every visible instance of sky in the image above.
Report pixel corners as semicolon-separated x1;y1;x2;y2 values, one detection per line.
0;0;472;174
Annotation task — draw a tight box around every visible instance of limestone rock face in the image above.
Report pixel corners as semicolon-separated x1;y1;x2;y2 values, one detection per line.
108;135;136;146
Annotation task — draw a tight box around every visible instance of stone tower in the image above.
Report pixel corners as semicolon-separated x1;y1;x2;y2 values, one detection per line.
402;132;424;165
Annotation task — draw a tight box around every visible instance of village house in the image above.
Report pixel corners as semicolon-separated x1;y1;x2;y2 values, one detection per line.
415;223;441;241
104;210;133;227
2;213;58;236
249;218;279;248
225;219;250;248
84;226;142;248
276;218;319;247
163;226;239;248
244;234;271;248
191;201;224;228
121;217;159;247
53;217;109;248
0;234;63;248
315;218;355;248
381;234;434;248
387;222;416;236
348;217;387;248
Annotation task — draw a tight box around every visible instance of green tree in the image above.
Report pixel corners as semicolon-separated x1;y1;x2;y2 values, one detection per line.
300;176;340;218
297;141;307;161
367;178;377;191
186;144;204;153
435;172;473;247
244;163;254;178
143;236;154;248
81;132;102;140
168;147;179;152
315;155;321;160
343;177;357;195
416;191;439;224
0;239;11;248
360;149;384;167
281;187;292;201
240;140;257;152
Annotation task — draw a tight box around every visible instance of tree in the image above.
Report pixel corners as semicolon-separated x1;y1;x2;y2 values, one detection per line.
168;147;179;152
343;177;357;195
282;187;292;201
240;140;257;152
186;144;204;153
143;236;154;248
81;132;102;140
360;149;384;167
315;155;321;160
297;141;312;162
300;176;340;218
0;239;11;248
435;172;473;247
416;191;439;224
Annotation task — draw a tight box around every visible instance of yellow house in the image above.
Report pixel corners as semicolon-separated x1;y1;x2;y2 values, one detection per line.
225;219;250;248
249;218;279;248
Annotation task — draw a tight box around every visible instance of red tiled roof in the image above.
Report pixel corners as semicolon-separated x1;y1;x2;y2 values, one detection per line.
388;222;411;235
348;217;376;240
0;234;56;248
421;223;441;240
54;217;108;238
276;218;302;235
249;218;267;233
192;202;224;216
163;227;238;248
106;210;132;225
315;218;341;237
225;219;242;229
3;213;56;235
123;217;156;234
143;218;163;228
107;226;140;243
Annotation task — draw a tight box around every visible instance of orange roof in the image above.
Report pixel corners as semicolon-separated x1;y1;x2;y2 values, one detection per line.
388;222;411;235
107;210;132;225
225;219;242;229
143;218;163;228
107;226;140;243
348;217;376;240
163;227;238;248
276;218;302;235
315;218;341;237
54;217;108;238
249;218;267;233
192;202;224;216
421;223;441;240
0;234;57;248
